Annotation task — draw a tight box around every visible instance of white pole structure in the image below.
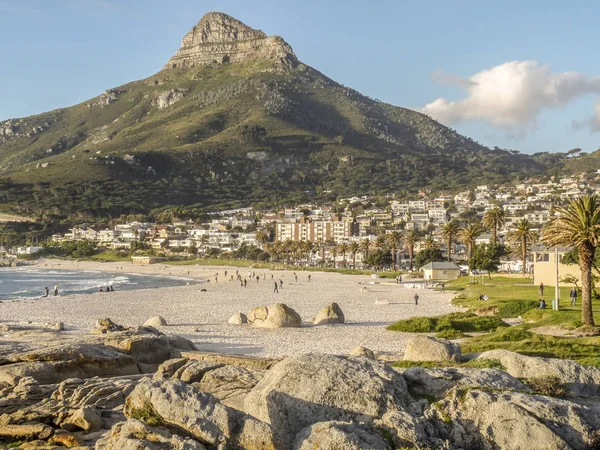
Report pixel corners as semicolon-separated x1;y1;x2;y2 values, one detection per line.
554;246;560;310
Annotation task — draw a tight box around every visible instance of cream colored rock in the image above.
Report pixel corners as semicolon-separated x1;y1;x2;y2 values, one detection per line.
433;388;600;450
143;316;167;327
403;335;461;362
100;419;206;450
293;421;391;450
124;378;276;449
476;349;600;397
247;303;302;328
61;405;103;432
349;346;375;359
228;312;248;325
197;365;265;411
244;353;411;443
313;302;345;325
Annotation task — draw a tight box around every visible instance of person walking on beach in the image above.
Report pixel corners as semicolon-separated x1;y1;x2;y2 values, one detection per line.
54;284;59;296
414;293;419;305
43;287;49;297
224;270;227;278
539;282;544;297
244;279;247;288
279;279;283;289
293;272;298;283
570;287;578;306
273;282;279;293
307;274;311;282
441;282;445;293
256;276;260;283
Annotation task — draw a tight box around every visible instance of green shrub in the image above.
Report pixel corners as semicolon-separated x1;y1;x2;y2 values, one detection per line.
497;300;539;318
387;316;439;332
479;326;534;342
387;312;507;333
523;375;566;397
436;329;467;339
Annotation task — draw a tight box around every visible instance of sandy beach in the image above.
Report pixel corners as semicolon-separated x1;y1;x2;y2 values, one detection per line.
0;259;460;358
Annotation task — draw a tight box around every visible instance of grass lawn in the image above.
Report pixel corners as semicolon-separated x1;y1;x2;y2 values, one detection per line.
389;275;600;367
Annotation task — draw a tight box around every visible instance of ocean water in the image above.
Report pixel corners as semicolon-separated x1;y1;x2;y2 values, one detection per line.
0;268;194;300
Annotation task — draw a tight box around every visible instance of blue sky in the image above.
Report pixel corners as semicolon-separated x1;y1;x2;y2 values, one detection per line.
1;0;600;154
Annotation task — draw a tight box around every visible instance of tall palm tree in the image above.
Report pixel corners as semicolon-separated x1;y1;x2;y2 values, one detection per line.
507;219;537;276
541;195;600;326
403;230;418;270
482;206;506;244
386;231;402;269
338;242;349;268
350;241;360;269
440;220;460;262
330;246;338;267
458;223;484;260
360;239;371;262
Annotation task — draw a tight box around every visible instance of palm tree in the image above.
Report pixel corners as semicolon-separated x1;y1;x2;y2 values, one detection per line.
403;230;418;270
386;231;402;269
422;236;437;249
440;221;460;262
458;223;484;260
508;219;536;276
338;242;349;268
255;230;268;250
375;236;387;252
541;195;600;326
360;239;371;261
350;241;360;269
482;207;506;244
330;246;338;267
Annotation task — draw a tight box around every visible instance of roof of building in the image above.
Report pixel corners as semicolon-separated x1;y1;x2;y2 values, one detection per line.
421;261;460;270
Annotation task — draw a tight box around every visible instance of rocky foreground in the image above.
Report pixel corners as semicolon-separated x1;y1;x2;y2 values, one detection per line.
1;320;600;449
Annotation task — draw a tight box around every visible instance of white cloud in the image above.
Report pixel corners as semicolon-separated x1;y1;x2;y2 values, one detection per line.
422;60;600;135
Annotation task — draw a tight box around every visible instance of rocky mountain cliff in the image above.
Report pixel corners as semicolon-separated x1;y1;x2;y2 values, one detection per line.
0;12;556;221
165;12;298;70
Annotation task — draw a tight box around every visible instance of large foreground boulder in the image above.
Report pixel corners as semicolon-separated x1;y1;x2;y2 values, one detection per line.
197;365;265;411
430;388;600;450
99;418;206;450
293;421;391;450
476;349;600;397
124;377;275;449
247;303;302;328
244;353;411;443
403;335;461;362
313;302;345;325
401;366;532;400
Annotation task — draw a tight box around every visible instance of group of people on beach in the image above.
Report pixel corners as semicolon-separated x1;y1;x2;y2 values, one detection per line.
207;269;312;294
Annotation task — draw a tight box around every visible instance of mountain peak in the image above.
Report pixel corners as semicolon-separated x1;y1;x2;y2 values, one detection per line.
164;12;297;70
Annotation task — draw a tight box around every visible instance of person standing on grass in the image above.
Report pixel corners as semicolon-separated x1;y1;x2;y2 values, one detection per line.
414;293;419;305
570;287;578;306
539;282;544;296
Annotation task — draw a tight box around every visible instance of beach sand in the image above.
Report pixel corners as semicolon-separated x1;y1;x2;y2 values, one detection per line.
0;259;461;358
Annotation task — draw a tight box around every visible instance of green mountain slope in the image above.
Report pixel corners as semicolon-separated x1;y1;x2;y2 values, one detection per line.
0;12;551;221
